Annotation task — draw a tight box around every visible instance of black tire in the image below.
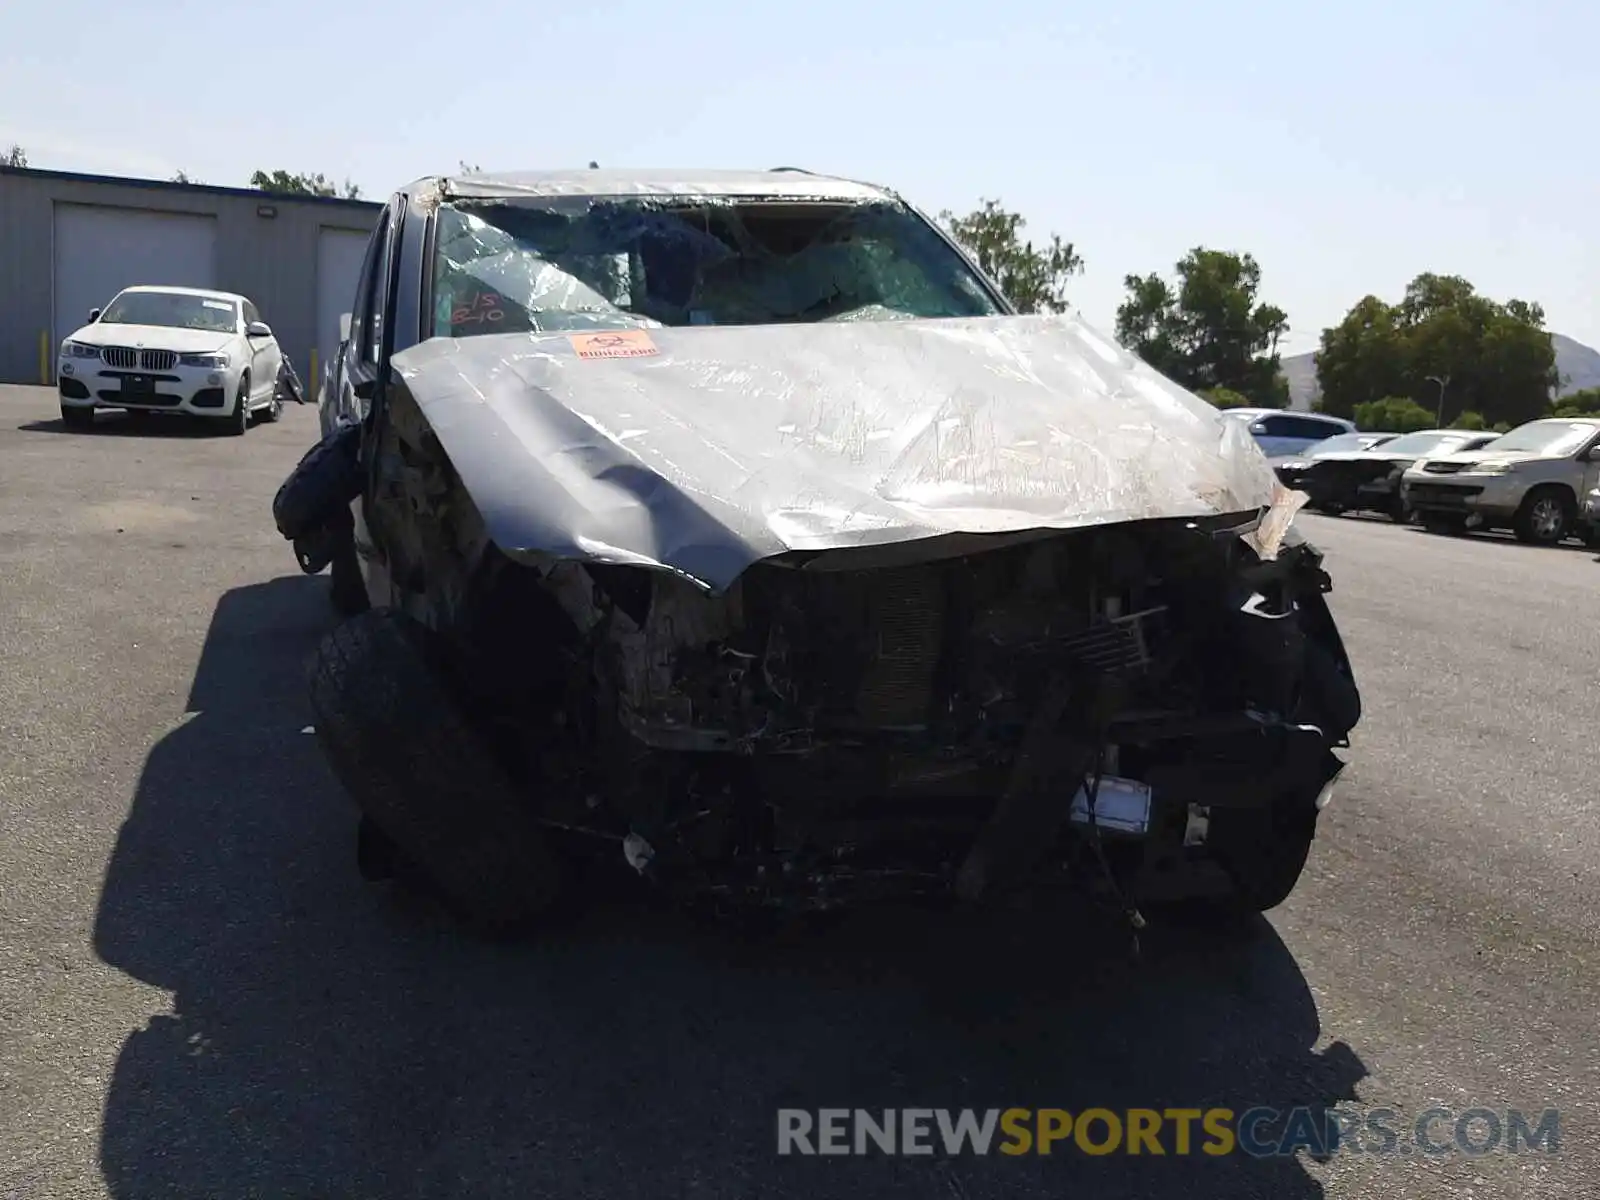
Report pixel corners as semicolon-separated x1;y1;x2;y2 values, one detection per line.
1387;499;1413;524
272;423;363;540
1421;512;1467;536
1511;486;1572;546
226;375;251;436
329;534;370;616
262;392;284;423
60;404;94;430
308;608;562;928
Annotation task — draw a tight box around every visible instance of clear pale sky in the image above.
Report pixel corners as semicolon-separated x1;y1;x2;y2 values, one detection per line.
4;0;1596;354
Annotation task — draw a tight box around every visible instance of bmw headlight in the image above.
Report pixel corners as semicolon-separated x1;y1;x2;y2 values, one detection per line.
62;340;101;359
179;352;230;368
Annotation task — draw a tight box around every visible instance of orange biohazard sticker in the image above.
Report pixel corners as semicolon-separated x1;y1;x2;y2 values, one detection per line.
569;330;659;360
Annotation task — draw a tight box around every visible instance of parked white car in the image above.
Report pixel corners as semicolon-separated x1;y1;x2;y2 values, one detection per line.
1222;408;1357;458
57;285;285;435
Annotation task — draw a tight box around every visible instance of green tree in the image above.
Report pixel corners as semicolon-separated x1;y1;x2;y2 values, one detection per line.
1115;247;1289;406
1353;396;1436;433
2;144;27;167
250;169;361;199
939;199;1083;313
1314;274;1556;427
1455;409;1487;430
1552;387;1600;417
1199;386;1254;409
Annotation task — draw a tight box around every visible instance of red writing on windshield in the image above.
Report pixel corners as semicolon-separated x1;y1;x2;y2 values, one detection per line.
452;292;505;327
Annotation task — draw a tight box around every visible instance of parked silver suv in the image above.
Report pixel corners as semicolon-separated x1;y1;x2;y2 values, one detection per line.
1401;417;1600;545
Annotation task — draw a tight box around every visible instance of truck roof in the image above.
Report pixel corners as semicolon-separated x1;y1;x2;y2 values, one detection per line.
423;167;899;204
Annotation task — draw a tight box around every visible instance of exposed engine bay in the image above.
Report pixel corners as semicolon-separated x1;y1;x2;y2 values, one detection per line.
428;500;1357;917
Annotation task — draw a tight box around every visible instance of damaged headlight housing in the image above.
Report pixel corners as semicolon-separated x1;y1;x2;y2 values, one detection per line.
179;351;230;369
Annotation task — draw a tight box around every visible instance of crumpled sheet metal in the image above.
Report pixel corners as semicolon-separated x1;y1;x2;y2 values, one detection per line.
390;312;1278;593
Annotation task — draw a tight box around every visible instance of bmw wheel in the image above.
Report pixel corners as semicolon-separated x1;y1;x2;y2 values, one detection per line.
227;375;251;437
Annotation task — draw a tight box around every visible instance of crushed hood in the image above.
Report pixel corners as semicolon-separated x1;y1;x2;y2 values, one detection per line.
389;312;1278;592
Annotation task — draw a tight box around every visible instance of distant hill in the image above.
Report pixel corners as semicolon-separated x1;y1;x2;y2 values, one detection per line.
1281;332;1600;411
1552;334;1600;396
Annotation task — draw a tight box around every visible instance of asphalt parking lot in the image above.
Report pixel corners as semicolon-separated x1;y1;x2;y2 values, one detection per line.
1;381;1596;1199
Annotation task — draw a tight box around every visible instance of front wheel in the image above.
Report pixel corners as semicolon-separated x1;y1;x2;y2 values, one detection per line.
1512;487;1572;546
60;404;94;430
225;375;251;437
308;609;563;929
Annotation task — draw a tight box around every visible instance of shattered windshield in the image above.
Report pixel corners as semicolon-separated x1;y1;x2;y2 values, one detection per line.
429;196;1003;337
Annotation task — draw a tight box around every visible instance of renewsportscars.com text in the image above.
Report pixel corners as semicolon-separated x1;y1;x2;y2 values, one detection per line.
776;1106;1560;1158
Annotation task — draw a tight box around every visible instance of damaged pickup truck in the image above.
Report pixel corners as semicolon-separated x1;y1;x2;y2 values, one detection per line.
272;168;1361;931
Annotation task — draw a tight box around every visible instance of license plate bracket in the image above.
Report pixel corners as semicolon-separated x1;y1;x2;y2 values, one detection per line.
121;375;155;397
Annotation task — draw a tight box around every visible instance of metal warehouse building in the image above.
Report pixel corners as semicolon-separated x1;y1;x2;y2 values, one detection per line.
0;165;381;389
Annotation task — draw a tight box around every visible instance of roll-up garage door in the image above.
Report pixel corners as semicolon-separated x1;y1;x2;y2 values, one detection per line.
53;204;218;348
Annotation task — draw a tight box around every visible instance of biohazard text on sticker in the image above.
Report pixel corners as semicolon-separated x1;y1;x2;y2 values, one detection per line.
570;331;659;360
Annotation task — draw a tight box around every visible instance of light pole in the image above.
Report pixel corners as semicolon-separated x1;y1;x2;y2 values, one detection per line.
1426;374;1450;426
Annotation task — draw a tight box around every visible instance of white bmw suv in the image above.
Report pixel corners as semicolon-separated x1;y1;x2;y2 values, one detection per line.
57;285;285;435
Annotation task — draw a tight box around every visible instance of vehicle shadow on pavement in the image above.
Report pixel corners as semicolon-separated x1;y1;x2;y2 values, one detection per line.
18;413;239;437
94;575;1366;1200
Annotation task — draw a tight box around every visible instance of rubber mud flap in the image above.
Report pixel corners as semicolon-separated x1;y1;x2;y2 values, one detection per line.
272;423;363;541
307;608;562;928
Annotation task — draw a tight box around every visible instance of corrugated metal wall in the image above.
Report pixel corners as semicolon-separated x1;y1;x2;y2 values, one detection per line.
0;166;381;385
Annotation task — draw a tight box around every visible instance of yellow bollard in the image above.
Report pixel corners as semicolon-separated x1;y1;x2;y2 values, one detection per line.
39;330;49;385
